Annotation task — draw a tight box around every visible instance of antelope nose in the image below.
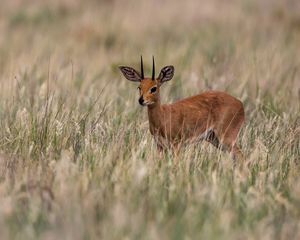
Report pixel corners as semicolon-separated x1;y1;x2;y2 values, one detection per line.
139;96;144;106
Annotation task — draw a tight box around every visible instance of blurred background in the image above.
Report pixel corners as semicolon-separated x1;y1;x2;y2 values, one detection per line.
0;0;299;100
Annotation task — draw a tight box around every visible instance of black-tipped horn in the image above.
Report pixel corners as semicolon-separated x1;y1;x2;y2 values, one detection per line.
140;55;144;79
152;56;155;80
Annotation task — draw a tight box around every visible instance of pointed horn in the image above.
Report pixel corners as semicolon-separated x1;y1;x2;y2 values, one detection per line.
140;55;144;79
152;56;155;80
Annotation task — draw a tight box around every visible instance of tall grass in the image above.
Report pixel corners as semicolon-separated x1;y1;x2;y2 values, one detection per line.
0;0;299;239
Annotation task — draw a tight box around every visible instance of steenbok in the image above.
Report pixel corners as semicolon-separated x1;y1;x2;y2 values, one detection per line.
119;57;245;163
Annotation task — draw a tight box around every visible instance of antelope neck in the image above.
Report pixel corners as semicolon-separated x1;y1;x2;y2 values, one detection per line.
147;99;162;128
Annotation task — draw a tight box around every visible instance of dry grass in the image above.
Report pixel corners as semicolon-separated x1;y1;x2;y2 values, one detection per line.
0;0;299;239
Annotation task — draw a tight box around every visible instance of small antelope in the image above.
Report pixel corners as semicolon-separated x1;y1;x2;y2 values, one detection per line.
119;57;245;162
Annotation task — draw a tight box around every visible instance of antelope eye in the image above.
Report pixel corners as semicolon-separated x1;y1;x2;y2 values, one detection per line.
150;86;157;93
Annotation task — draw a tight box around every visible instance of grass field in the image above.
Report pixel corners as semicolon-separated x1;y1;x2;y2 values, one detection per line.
0;0;299;239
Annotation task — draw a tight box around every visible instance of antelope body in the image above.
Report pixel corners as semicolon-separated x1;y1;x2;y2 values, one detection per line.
119;57;245;162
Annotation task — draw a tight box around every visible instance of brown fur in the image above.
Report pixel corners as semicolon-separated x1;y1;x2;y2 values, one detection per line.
119;64;245;163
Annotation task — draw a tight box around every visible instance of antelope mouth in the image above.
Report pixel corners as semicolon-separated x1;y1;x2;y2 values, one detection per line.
141;101;155;106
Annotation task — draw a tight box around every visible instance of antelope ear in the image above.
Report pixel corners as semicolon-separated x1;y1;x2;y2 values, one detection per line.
158;66;174;84
119;66;142;82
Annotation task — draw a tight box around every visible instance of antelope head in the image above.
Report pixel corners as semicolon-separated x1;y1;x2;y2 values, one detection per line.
119;56;174;106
